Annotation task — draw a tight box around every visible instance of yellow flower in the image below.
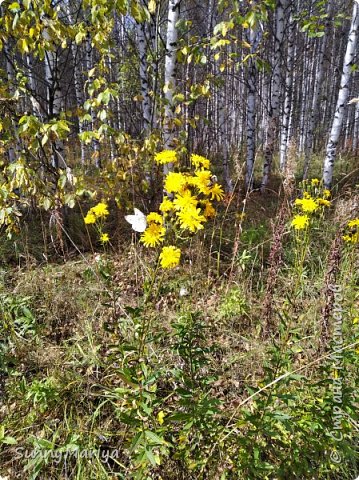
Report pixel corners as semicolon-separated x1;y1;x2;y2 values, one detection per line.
159;198;174;213
159;245;181;269
100;233;110;243
343;233;359;244
311;178;320;186
190;154;210;169
84;212;96;224
177;206;206;232
291;214;309;230
317;198;331;207
164;172;187;193
91;202;109;217
343;218;359;244
140;223;165;247
155;150;177;165
173;190;198;211
303;191;311;199
350;232;359;244
347;218;359;228
294;197;318;213
323;189;331;198
191;170;212;195
203;201;216;218
147;212;163;224
209;183;224;201
157;410;165;425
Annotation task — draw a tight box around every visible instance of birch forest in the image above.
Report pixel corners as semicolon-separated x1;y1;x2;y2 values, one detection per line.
0;0;358;479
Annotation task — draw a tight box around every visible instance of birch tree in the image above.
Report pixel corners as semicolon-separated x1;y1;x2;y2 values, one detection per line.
43;18;66;169
323;0;359;188
137;13;153;133
163;0;181;176
85;29;101;167
245;21;262;189
303;0;332;178
67;3;86;164
279;8;294;171
261;0;287;192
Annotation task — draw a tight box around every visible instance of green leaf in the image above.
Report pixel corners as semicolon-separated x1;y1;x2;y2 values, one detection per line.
2;436;18;445
75;31;87;44
144;430;167;445
145;448;158;466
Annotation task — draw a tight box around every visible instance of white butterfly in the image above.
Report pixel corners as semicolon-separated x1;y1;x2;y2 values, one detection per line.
125;208;147;233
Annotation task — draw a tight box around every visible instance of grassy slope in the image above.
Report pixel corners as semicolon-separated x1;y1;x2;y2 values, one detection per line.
0;171;358;479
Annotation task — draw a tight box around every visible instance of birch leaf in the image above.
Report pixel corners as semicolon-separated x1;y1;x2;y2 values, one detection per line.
148;0;156;14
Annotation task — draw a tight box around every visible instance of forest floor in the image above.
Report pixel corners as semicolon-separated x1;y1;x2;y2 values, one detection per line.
0;165;358;479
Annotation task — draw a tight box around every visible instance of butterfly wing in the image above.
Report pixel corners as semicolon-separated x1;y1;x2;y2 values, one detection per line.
125;209;147;232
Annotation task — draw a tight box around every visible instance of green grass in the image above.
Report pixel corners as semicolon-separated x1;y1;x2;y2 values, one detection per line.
0;174;358;480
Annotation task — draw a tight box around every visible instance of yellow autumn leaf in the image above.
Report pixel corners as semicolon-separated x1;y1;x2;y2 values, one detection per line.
221;24;228;36
157;411;165;425
18;38;29;53
148;0;156;14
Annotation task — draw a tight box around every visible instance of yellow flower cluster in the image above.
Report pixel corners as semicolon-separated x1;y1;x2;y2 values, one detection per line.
140;213;165;247
155;150;178;165
190;154;210;169
342;218;359;244
154;153;223;234
291;184;331;230
84;202;111;246
143;153;224;268
84;202;109;224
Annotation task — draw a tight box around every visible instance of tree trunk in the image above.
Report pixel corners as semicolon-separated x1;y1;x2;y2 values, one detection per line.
85;31;101;167
261;0;287;192
245;25;261;189
137;21;152;133
303;0;332;178
323;0;359;188
163;0;181;176
43;31;66;169
279;9;295;170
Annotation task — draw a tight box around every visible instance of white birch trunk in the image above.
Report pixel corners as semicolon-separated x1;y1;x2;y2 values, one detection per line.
163;0;181;176
4;42;17;164
323;0;359;188
85;31;101;167
67;4;86;165
352;101;359;152
303;0;332;177
279;11;295;170
137;21;152;132
245;26;261;189
261;0;287;192
43;26;66;169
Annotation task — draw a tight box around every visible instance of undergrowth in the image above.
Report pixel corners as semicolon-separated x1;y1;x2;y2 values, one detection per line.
0;173;358;480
